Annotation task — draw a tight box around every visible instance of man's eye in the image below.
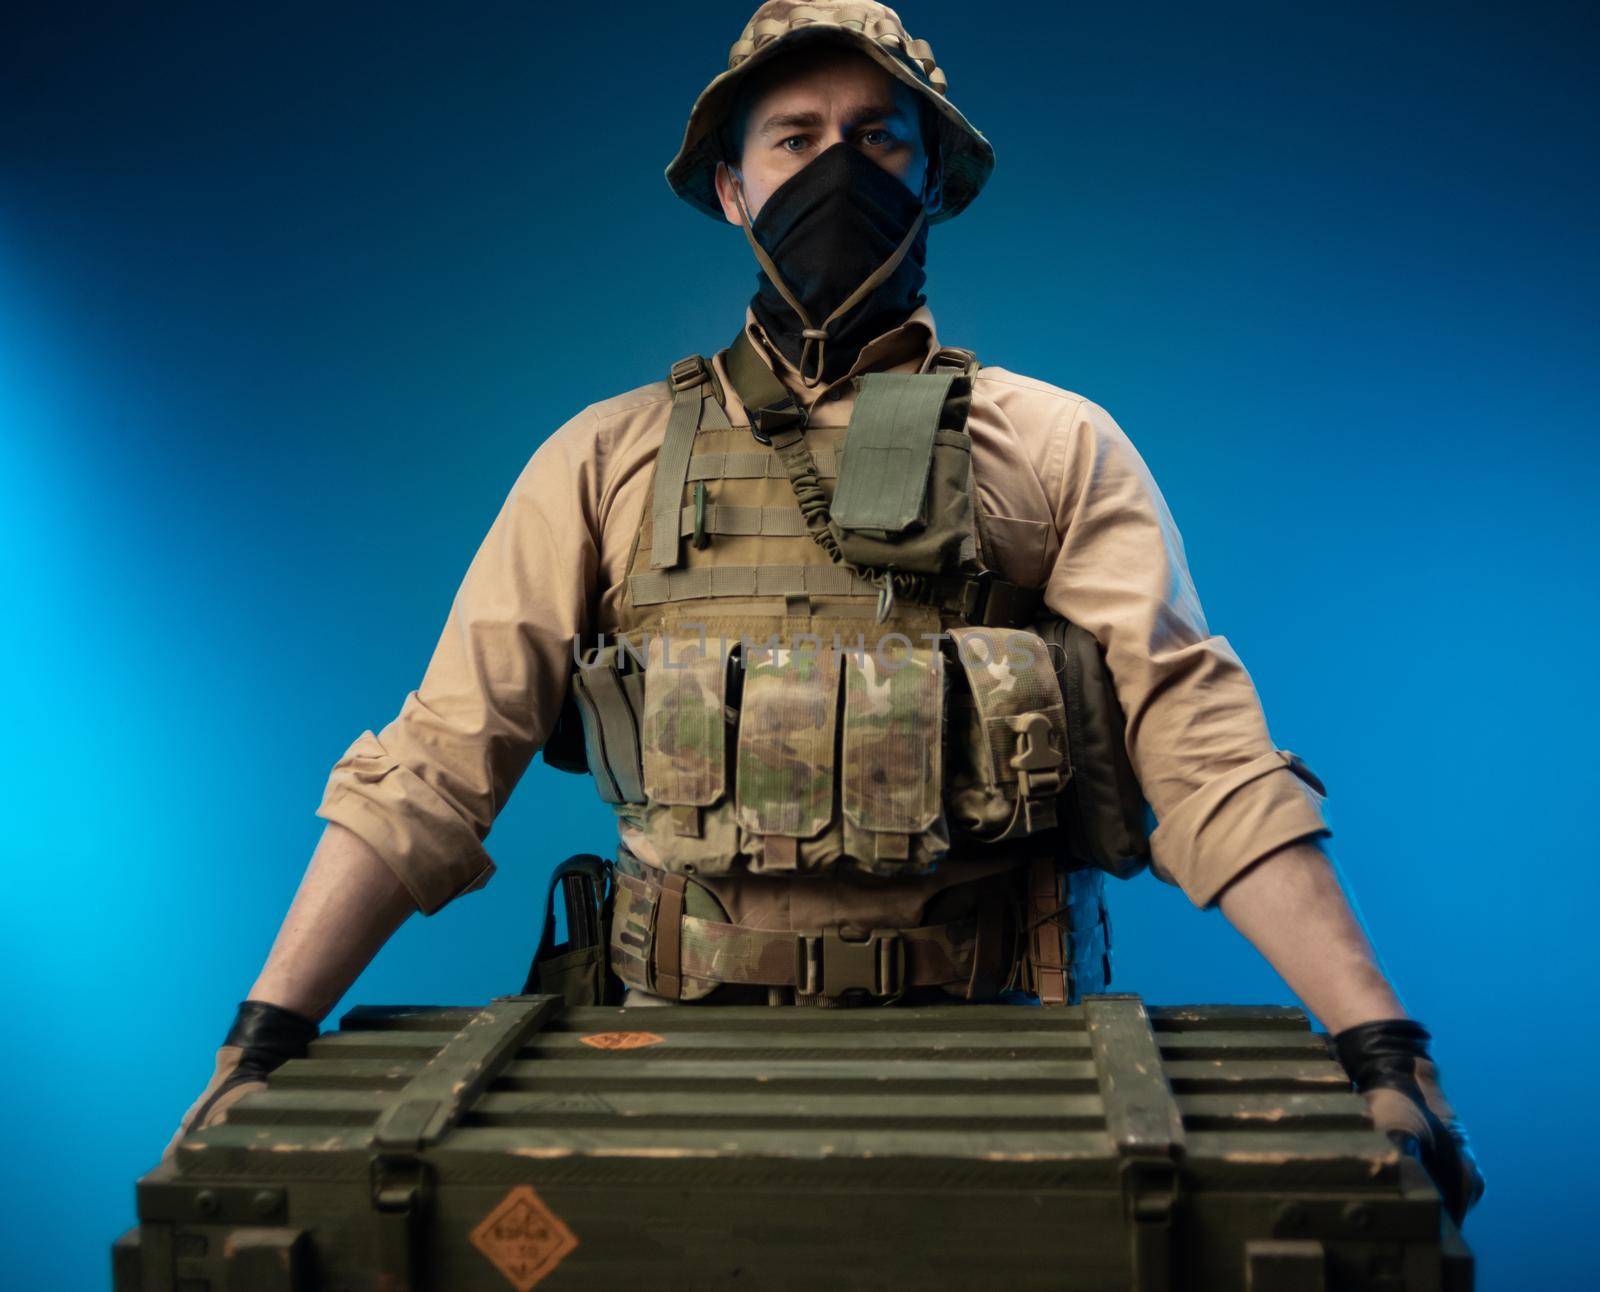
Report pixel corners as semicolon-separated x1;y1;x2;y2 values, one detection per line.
779;135;809;153
860;129;892;147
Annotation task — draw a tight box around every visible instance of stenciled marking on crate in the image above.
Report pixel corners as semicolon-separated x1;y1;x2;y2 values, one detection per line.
578;1030;666;1051
469;1184;580;1291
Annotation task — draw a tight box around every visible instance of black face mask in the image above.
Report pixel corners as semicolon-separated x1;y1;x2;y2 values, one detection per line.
737;142;929;386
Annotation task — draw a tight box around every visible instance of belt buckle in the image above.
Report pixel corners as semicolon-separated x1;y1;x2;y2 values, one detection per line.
796;929;906;998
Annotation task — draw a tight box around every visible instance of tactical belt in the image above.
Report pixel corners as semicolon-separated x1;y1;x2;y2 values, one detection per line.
617;869;1016;1002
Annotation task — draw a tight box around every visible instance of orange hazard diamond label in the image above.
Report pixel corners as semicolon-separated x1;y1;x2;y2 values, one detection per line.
578;1030;664;1051
469;1185;578;1291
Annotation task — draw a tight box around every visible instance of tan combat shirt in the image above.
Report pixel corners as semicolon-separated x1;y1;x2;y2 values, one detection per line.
316;305;1330;926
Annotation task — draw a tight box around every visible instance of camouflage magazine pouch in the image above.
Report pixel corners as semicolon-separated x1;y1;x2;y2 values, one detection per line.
829;372;978;576
736;643;842;872
641;632;736;807
945;627;1070;842
839;639;949;875
1033;617;1151;878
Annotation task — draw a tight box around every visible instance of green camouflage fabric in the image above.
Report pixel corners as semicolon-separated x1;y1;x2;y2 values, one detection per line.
948;628;1066;785
945;687;1010;837
679;913;981;992
625;798;744;876
666;1;995;225
611;868;722;1001
736;644;841;839
841;641;944;835
610;867;654;989
641;633;735;807
608;850;1094;1003
944;627;1068;839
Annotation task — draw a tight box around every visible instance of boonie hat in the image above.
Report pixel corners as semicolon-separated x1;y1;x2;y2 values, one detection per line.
666;1;995;223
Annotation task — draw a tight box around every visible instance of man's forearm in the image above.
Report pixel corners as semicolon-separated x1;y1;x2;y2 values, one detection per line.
246;821;419;1023
1216;837;1407;1034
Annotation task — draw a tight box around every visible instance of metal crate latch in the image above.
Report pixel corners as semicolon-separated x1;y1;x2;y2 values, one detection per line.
371;1153;432;1291
1122;1155;1180;1292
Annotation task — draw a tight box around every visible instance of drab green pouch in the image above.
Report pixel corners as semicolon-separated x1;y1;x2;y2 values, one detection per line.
1032;617;1152;879
523;854;623;1006
829;372;977;576
571;643;647;804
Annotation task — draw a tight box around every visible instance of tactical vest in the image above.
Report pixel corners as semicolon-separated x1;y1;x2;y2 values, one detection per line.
555;337;1148;1003
572;334;1080;872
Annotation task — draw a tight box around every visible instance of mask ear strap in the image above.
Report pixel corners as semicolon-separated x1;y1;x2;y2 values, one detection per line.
733;170;928;387
806;206;926;380
732;173;823;341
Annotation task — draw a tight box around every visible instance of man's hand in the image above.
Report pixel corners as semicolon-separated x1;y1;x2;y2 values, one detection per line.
1216;838;1483;1224
1334;1019;1486;1226
163;822;417;1160
163;1001;317;1159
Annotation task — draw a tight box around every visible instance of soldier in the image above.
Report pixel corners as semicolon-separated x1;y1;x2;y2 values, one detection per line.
169;1;1482;1226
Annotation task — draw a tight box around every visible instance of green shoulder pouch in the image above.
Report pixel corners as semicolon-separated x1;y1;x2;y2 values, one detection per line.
829;371;977;576
522;854;623;1006
1032;617;1152;879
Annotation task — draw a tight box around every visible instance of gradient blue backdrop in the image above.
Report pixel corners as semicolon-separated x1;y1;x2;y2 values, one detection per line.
3;2;1595;1287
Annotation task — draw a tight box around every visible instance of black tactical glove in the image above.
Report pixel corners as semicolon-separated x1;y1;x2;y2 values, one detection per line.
1333;1019;1485;1226
164;1000;318;1158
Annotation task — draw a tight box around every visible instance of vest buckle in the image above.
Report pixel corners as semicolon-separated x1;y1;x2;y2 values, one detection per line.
669;356;709;393
795;928;906;998
1009;711;1065;832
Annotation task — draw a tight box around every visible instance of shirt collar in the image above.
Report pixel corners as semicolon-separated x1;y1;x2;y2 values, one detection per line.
740;304;941;409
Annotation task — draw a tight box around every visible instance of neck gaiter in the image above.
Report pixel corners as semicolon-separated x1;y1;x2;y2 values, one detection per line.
737;143;929;386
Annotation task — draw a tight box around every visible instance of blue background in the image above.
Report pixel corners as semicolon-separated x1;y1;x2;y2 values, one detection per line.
3;2;1594;1286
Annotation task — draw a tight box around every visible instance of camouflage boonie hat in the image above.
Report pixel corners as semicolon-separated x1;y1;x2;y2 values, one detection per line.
666;1;995;224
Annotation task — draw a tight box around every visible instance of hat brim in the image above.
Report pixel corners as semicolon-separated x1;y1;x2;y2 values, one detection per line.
665;25;994;225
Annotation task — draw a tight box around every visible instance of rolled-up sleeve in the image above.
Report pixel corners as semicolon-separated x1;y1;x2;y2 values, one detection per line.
316;405;605;914
1043;397;1330;906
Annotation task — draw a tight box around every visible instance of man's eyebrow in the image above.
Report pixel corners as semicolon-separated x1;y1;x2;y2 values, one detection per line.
757;109;824;137
755;103;905;137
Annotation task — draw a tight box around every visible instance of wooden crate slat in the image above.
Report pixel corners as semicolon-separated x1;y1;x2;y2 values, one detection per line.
464;1088;1107;1130
438;1124;1115;1159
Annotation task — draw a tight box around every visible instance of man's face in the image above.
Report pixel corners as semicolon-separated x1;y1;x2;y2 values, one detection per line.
713;47;930;224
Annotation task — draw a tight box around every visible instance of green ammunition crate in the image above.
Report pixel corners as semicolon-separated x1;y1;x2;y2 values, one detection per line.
116;994;1472;1291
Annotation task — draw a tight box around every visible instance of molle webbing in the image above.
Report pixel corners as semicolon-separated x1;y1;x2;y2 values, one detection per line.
679;502;810;540
628;561;1042;623
687;447;839;481
629;563;883;606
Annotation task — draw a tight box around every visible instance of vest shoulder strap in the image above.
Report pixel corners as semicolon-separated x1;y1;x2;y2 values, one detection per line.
648;354;712;571
722;330;805;441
